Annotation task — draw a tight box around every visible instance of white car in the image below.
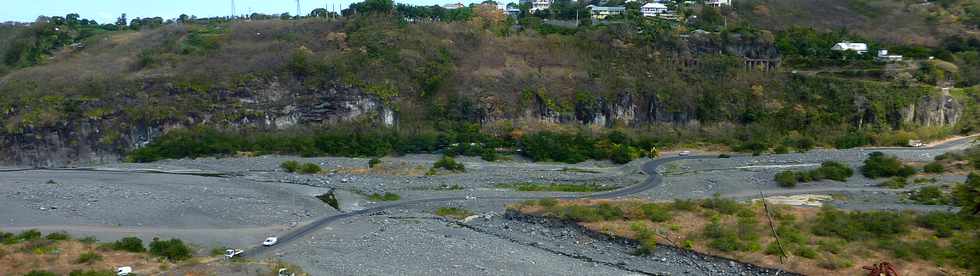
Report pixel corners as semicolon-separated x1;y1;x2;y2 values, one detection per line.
678;150;692;156
224;249;244;259
262;237;278;246
116;267;132;276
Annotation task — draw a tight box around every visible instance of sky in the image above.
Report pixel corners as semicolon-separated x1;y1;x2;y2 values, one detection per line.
1;0;489;23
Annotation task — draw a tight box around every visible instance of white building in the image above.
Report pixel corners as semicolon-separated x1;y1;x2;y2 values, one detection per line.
831;42;869;54
876;49;903;62
641;3;669;17
705;0;731;7
443;2;465;9
522;0;552;11
587;5;626;19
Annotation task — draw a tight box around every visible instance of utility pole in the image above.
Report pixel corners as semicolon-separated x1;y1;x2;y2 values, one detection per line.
296;0;301;17
231;0;236;19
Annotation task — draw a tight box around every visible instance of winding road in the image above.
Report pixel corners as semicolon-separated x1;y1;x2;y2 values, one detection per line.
243;155;710;257
245;135;978;257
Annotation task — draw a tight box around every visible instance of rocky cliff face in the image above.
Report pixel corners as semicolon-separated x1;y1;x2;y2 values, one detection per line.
0;79;964;166
505;90;961;130
0;81;391;167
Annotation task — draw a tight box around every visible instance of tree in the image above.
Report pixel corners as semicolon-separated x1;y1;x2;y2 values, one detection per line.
115;13;127;28
178;14;190;23
310;8;329;17
953;173;980;215
66;13;80;26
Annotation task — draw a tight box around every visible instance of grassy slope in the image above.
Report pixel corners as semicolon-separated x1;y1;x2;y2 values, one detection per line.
734;0;979;46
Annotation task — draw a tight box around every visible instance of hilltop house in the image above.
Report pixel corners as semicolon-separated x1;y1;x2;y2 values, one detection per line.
705;0;731;7
641;3;669;17
521;0;552;11
831;42;868;54
875;50;903;62
587;5;626;19
443;2;465;9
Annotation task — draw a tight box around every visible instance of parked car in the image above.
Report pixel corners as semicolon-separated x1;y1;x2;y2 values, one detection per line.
116;267;132;276
224;249;244;259
678;151;691;156
263;237;278;246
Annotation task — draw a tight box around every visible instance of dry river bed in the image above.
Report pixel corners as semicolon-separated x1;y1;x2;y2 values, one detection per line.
0;139;972;275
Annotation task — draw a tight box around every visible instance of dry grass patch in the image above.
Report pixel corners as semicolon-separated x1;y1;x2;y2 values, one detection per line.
0;239;168;276
511;198;973;276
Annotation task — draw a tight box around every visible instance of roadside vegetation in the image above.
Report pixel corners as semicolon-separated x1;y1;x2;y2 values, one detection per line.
434;207;475;220
861;152;917;179
495;182;617;192
428;155;465;175
512;197;980;275
774;161;853;187
366;192;401;202
280;161;322;174
0;229;308;275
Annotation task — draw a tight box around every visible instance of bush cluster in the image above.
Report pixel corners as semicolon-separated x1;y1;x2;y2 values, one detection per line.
811;206;912;241
367;192;401;201
861;152;916;179
519;131;651;164
75;252;103;264
774;161;854;187
559;203;625;222
148;237;192;261
432;156;465;172
923;162;945;173
909;186;948;205
434;207;474;220
110;237;146;253
280;161;321;174
128;125;510;163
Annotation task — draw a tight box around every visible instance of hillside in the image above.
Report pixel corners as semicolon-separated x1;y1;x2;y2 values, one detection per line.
733;0;980;46
0;5;978;165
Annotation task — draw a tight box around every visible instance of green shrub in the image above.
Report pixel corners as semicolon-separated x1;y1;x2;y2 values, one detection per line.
817;254;853;270
861;152;916;178
299;163;321;174
640;203;673;222
44;231;70;241
280;161;300;173
433;156;465;172
16;229;42;241
701;195;742;215
0;231;15;244
953;172;980;215
924;162;945;173
704;221;741;252
794;245;818;259
915;212;965;238
367;192;400;201
880;177;908;189
78;236;98;244
75;252;103;264
537;198;559;207
560;203;624;222
368;158;381;168
434;207;474;219
909;186;948;205
148;237;192;261
630;222;657;255
774;171;798;187
811;206;911;241
671;199;699;211
111;237;145;253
